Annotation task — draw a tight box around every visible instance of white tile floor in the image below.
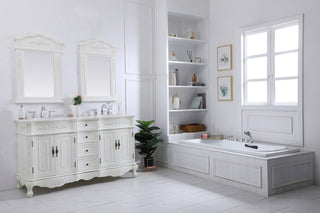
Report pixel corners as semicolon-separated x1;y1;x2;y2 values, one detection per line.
1;167;320;213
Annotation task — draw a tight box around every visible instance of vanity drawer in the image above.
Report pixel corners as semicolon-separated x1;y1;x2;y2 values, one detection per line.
31;121;75;135
100;117;133;130
77;143;98;157
77;131;99;143
115;117;133;128
77;120;98;131
77;157;99;172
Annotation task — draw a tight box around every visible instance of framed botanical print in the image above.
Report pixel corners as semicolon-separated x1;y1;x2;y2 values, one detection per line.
217;44;232;71
217;76;233;101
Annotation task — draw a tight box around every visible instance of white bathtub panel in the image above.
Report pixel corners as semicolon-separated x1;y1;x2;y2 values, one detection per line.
271;161;313;189
214;159;262;188
173;149;210;174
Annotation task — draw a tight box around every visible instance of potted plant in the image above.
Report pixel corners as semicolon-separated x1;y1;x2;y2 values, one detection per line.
73;95;82;117
135;120;163;168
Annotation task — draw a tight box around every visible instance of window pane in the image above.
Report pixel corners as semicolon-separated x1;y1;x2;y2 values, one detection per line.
275;52;298;78
247;57;267;80
275;24;298;52
247;81;267;103
275;79;298;104
246;32;267;56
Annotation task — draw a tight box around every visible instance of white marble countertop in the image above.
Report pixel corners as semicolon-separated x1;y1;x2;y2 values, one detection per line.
15;114;134;122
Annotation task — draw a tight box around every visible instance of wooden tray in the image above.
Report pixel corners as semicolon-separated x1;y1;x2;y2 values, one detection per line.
180;124;206;133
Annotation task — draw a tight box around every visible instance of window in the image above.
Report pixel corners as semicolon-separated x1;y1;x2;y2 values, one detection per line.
241;16;302;107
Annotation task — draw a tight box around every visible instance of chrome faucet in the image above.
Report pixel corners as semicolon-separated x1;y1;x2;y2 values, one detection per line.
49;111;55;118
40;106;46;118
101;104;107;115
244;131;254;143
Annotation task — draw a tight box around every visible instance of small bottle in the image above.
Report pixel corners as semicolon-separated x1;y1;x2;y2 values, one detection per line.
18;104;26;120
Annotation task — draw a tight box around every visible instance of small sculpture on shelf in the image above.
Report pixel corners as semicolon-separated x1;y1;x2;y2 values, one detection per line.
170;51;177;61
191;32;195;39
192;73;197;82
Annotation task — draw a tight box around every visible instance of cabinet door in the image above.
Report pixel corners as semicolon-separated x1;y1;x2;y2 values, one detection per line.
116;129;134;165
100;130;116;168
55;133;76;175
32;135;55;178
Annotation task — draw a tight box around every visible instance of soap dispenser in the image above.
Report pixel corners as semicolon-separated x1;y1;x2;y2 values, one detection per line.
18;104;26;120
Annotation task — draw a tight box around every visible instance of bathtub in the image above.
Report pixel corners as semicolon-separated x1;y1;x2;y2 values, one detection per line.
179;139;300;157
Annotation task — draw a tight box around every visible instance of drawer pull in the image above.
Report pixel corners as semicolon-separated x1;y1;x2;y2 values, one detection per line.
52;146;55;158
86;163;89;166
85;123;88;127
86;149;88;152
56;146;59;157
85;136;88;139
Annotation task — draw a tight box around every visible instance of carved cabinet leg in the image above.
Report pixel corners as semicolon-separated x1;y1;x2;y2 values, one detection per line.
26;184;34;198
132;168;138;177
17;180;23;189
16;179;23;189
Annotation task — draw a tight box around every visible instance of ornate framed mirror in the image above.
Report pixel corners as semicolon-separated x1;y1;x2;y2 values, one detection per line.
15;35;63;103
78;39;116;102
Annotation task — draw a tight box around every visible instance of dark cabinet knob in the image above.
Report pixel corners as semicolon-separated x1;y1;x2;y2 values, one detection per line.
56;146;58;157
86;163;89;166
86;149;88;152
52;146;55;157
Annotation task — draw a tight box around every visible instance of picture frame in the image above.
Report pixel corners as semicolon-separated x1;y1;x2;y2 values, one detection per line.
217;44;232;71
217;76;233;101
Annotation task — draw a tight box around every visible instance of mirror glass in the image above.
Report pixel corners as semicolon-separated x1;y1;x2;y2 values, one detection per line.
86;55;111;97
24;52;54;97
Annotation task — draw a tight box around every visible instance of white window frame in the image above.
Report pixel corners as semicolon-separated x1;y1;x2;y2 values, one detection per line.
241;15;303;110
240;15;304;146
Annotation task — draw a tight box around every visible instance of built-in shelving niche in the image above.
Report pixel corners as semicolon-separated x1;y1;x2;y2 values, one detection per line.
167;11;209;141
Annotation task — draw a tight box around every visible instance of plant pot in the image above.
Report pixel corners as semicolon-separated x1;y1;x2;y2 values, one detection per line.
144;157;155;168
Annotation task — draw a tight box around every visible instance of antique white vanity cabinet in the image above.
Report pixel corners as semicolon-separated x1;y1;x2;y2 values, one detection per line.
15;116;137;197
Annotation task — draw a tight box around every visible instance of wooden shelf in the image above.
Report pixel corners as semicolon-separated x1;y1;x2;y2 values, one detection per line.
168;61;208;66
168;36;207;45
169;109;208;112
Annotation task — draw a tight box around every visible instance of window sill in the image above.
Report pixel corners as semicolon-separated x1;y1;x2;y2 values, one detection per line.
241;105;298;111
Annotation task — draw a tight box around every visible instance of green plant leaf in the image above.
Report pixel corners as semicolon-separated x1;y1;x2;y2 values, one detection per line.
134;120;162;158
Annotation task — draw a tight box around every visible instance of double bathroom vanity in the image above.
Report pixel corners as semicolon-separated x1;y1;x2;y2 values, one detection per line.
15;115;137;197
14;35;137;197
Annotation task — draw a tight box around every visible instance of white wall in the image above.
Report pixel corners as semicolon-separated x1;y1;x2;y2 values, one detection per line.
0;0;127;191
210;0;320;183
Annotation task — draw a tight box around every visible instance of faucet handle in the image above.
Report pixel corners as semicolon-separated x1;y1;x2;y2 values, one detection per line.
244;131;251;136
49;111;55;118
27;111;36;119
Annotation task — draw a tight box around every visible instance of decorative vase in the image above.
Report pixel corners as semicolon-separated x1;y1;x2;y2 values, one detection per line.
76;105;81;117
172;93;181;110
